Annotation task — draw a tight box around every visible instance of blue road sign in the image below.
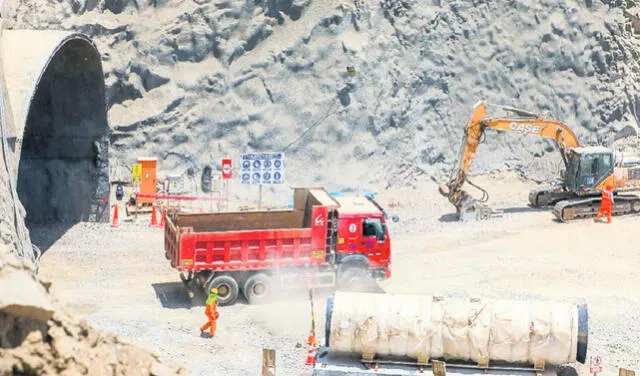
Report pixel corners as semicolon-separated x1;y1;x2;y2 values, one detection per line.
240;152;285;185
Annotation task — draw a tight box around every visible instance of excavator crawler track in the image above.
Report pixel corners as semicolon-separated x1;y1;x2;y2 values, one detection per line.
528;185;576;207
553;194;640;222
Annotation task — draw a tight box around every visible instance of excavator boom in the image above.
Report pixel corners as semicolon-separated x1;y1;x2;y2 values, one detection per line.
439;101;581;220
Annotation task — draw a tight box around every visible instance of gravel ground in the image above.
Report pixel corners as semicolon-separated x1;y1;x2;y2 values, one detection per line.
33;172;640;376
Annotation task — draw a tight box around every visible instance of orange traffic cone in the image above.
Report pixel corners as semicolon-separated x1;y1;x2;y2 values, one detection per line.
158;206;166;228
111;204;120;227
150;203;158;227
305;335;316;366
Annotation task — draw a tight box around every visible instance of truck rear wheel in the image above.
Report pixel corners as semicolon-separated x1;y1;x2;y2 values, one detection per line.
337;268;370;292
243;273;273;305
205;275;239;306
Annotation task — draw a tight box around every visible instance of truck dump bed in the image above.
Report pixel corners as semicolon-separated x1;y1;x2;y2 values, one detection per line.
164;188;339;271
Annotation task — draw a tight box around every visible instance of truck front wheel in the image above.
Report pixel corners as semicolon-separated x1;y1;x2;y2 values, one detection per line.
205;275;239;306
243;273;273;305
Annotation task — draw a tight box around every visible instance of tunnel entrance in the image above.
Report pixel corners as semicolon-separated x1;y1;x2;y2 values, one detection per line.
16;37;109;252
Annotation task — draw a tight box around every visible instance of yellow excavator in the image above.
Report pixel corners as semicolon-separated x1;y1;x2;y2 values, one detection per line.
438;100;640;222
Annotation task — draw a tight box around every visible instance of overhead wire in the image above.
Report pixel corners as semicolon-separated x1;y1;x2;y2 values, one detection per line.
282;98;340;152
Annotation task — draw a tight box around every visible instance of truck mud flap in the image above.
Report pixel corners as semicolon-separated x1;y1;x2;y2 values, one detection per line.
179;271;197;298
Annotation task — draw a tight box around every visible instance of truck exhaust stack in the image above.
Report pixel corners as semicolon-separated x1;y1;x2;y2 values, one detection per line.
324;292;588;366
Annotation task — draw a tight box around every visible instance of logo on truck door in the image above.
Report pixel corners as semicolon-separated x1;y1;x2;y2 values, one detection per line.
314;215;325;227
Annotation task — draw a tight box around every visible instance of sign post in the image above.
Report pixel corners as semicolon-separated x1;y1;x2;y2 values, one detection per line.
590;356;603;376
262;348;276;376
620;369;636;376
221;158;232;211
240;152;285;210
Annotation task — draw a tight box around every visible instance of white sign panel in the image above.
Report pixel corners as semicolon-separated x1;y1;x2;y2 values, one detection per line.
240;152;285;185
167;175;184;194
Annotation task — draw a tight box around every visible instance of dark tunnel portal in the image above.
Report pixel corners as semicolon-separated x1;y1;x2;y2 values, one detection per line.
17;38;109;252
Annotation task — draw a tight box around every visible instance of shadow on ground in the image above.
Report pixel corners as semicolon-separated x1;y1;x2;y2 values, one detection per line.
500;206;548;214
152;282;199;309
29;223;75;254
438;206;547;222
152;277;386;309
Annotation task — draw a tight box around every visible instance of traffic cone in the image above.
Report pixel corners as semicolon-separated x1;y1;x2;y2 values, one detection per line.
111;204;120;227
305;335;316;366
150;203;158;227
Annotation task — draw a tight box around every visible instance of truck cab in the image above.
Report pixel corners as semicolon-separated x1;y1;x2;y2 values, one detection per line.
332;196;391;281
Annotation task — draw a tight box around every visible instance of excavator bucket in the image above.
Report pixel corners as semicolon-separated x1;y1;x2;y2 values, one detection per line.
453;190;503;221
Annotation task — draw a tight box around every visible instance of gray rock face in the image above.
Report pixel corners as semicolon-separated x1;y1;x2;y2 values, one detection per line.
6;0;640;194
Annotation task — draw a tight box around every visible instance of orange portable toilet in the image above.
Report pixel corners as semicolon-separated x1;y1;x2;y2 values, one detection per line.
137;157;157;205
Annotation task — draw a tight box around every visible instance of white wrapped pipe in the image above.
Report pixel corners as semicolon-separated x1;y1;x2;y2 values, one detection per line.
325;292;588;365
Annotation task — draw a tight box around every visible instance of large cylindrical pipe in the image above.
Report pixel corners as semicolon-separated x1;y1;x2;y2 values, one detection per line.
325;292;588;365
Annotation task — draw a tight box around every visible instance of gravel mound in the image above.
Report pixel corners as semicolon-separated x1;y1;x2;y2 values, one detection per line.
0;244;185;376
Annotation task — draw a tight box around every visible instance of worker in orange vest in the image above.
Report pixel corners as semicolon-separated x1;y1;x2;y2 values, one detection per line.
200;288;219;338
596;183;614;223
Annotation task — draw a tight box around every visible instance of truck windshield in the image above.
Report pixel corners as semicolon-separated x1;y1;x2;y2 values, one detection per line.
363;218;386;241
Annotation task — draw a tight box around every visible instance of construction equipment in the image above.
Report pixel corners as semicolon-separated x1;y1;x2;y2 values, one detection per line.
439;100;640;222
313;291;588;375
164;187;392;306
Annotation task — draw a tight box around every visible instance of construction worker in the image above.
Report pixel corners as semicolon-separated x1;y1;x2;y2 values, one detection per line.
200;288;219;338
596;183;614;223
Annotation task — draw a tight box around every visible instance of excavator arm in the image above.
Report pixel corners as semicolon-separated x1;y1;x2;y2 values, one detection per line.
438;100;581;220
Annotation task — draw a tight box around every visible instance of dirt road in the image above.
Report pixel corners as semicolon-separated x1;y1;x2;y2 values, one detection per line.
36;172;640;376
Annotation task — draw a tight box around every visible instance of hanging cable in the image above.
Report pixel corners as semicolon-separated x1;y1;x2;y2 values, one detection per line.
282;98;340;152
465;177;489;202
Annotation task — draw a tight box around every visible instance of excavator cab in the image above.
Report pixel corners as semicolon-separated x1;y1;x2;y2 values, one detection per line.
565;146;614;194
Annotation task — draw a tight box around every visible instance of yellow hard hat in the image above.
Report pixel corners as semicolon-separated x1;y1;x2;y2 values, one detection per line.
210;288;218;294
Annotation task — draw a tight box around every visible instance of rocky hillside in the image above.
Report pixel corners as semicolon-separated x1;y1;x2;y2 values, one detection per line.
6;0;640;194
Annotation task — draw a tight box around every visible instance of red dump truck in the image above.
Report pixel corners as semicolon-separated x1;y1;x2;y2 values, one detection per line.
163;187;392;306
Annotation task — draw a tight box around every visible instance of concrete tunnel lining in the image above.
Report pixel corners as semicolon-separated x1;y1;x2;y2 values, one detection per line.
2;31;110;244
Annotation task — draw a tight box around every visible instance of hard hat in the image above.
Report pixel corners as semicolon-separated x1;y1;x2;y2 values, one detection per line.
210;288;218;294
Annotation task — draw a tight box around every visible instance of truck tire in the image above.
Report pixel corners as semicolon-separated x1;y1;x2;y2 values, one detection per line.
243;273;273;305
205;275;239;306
337;268;370;292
